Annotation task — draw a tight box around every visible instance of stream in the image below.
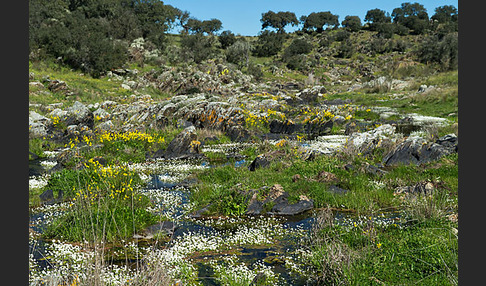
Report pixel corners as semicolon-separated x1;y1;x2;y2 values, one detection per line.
29;115;446;284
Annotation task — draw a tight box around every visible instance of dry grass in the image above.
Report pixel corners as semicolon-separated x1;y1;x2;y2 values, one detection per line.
307;207;354;285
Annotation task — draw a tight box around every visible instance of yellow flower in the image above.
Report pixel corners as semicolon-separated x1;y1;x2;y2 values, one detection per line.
376;243;382;248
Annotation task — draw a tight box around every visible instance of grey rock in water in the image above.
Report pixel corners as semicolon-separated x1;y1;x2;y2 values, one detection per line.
246;184;314;216
136;221;176;239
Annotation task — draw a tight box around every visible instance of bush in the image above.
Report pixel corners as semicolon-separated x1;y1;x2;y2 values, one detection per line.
219;30;237;49
181;34;217;63
417;32;458;71
334;30;351;42
283;38;312;59
282;38;313;70
335;39;355;58
226;40;253;67
246;63;264;81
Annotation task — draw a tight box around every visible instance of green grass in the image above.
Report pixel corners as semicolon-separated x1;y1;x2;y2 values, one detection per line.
42;161;159;242
345;218;457;284
306;216;457;285
191;141;458;215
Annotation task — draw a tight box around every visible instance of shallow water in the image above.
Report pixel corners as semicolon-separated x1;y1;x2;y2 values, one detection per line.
29;139;408;284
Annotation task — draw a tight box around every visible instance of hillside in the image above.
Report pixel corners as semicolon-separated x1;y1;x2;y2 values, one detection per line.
29;2;458;285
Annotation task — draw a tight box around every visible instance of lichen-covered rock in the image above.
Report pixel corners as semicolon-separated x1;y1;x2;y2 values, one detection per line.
382;134;457;166
65;101;94;128
151;126;201;159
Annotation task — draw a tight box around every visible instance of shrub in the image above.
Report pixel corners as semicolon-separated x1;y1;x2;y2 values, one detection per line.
335;39;355;58
252;30;285;57
219;30;237;49
180;33;217;63
417;32;458;71
246;63;264;81
226;40;253;68
282;38;313;69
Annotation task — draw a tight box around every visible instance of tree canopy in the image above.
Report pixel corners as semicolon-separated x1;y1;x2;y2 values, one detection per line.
391;2;429;34
342;16;362;32
301;11;340;33
261;11;299;33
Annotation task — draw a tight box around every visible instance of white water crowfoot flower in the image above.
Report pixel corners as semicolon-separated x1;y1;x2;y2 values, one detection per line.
210;254;280;286
29;240;139;286
29;174;50;190
40;160;57;170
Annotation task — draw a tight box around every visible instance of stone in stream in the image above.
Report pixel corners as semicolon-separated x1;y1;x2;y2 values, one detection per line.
248;150;285;171
135;221;176;239
246;184;314;216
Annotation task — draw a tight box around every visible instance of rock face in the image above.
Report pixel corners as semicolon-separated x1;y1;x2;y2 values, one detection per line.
152;126;201;159
382;134;457;166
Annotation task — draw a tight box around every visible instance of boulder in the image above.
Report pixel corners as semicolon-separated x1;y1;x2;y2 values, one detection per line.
47;79;69;94
295;85;327;103
65;101;94;128
29;111;51;125
269;119;302;134
248;150;285;171
382;134;457;166
395;181;435;197
248;155;270;171
327;185;349;195
39;189;54;202
246;184;314;216
316;171;338;183
152;126;201;159
93;108;110;121
95;120;115;133
29;122;49;138
225;125;251;142
303;120;333;138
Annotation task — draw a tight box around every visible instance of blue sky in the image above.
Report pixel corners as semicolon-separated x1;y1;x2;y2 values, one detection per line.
163;0;458;36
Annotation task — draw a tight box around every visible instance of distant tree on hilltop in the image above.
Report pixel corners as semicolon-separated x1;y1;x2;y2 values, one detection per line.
301;11;339;33
364;8;391;31
261;11;299;33
342;16;362;32
391;2;429;35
